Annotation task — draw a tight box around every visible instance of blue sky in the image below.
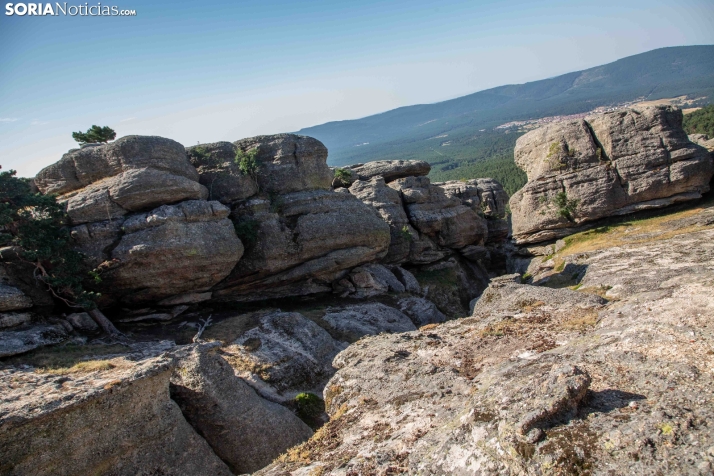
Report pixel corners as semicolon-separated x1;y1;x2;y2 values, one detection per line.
1;0;713;176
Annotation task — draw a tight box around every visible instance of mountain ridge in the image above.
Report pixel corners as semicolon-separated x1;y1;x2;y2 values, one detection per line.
297;45;714;183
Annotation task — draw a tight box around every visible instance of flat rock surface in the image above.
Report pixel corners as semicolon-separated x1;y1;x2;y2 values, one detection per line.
259;200;714;475
347;160;431;183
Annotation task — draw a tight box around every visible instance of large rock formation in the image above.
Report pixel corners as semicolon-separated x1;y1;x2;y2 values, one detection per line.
72;200;243;305
214;189;390;301
259;201;714;474
34;136;208;225
510;106;714;244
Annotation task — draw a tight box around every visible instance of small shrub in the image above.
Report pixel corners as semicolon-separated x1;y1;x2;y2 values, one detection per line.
552;191;579;222
188;146;211;163
294;392;325;429
335;168;352;184
235;148;260;186
400;225;412;242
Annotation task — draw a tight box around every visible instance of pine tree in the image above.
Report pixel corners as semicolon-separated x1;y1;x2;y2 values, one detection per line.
72;125;116;145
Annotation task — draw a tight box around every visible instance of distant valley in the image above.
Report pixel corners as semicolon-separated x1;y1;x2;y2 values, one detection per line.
297;45;714;195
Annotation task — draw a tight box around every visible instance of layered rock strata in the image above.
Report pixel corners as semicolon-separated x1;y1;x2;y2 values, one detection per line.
510;106;714;244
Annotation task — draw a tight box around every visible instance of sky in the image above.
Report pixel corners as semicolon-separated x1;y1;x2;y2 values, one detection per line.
1;0;713;177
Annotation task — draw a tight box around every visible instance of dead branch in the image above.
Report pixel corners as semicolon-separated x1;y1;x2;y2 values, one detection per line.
193;315;213;343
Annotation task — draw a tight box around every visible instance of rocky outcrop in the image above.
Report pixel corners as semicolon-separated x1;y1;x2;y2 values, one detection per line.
0;352;232;476
335;263;406;298
234;134;333;194
322;303;416;340
396;296;446;327
34;136;208;225
345;160;431;183
0;284;33;312
186;141;259;203
225;311;346;401
169;345;313;474
389;176;488;249
260;197;714;476
689;133;714;152
214;189;390;301
0;323;68;357
510;106;714;244
72;200;243;305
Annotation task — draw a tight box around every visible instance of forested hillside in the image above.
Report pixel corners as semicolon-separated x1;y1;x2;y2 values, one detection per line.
299;45;714;195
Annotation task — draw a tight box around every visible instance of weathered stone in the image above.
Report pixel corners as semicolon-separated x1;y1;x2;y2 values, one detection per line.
0;352;232;476
35;136;208;225
0;284;33;312
347;264;405;298
322;303;416;340
0;312;32;329
214;190;390;301
157;292;212;306
349;177;414;263
70;219;124;268
346;160;431;183
397;296;446;327
234;134;332;194
0;324;68;357
689;133;714;152
390;266;421;294
118;313;174;323
415;257;490;318
475;178;510;219
227;311;346;400
510;106;714;244
186;141;259;203
459;244;490;263
170;345;313;474
486;217;510;244
100;200;243;305
390;176;488;249
66;312;99;332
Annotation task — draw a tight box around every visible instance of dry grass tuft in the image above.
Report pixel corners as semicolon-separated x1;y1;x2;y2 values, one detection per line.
561;310;599;331
39;359;118;375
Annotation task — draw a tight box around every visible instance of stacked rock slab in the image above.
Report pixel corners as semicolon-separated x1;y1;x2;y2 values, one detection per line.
35;136;243;306
34;136;208;224
204;134;391;302
436;178;511;244
73;200;243;305
510;105;714;244
388;176;488;249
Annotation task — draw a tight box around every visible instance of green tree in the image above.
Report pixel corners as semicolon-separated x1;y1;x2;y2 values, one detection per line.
0;166;120;335
72;125;116;145
683;105;714;138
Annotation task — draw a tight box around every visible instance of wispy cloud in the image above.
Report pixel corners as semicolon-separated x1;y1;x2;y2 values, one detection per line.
120;117;136;122
0;118;19;123
31;120;49;125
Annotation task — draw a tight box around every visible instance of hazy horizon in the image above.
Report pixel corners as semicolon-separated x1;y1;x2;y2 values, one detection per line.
1;0;713;177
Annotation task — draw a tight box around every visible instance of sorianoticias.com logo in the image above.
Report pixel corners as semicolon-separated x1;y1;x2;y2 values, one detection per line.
5;3;136;16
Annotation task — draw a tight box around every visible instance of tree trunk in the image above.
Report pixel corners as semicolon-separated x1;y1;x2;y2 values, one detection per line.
87;308;123;337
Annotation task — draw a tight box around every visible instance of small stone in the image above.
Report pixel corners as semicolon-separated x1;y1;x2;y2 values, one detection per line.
66;312;99;332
